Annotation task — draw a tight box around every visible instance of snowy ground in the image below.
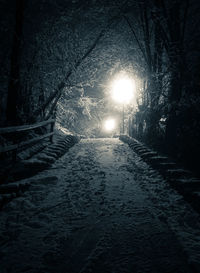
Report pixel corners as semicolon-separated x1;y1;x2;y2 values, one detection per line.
0;138;200;273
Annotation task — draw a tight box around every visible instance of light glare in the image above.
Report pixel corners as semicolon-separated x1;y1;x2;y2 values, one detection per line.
112;78;135;104
104;118;116;132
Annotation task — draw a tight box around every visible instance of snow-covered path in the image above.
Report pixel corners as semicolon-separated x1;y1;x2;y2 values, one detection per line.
1;138;200;273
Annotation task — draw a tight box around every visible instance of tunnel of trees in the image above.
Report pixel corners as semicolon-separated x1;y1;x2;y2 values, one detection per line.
0;0;200;174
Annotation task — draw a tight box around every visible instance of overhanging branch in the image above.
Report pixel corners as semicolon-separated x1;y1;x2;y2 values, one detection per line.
33;15;120;120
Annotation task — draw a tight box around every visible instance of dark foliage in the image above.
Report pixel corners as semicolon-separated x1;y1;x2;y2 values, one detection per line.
0;0;200;173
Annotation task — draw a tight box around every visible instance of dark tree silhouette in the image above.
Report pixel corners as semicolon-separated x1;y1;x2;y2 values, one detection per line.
6;0;25;125
1;0;200;173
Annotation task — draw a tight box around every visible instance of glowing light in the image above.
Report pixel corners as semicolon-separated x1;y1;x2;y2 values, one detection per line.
111;77;135;104
104;118;116;132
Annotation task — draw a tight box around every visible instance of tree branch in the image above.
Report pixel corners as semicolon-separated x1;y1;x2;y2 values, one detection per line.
122;15;149;65
32;13;120;120
181;0;190;44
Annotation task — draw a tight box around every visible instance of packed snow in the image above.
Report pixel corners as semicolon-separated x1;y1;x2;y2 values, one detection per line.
0;138;200;273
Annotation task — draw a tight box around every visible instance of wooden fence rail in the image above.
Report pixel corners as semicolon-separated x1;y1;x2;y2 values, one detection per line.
0;119;55;161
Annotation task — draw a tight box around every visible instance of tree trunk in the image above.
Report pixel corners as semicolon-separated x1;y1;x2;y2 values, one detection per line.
6;0;25;125
165;0;183;155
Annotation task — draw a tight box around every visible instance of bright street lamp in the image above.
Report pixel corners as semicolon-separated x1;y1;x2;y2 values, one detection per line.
111;78;134;104
104;118;116;132
111;77;135;134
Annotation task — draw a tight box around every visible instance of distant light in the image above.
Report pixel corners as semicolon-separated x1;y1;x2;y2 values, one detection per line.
104;118;116;132
111;77;135;104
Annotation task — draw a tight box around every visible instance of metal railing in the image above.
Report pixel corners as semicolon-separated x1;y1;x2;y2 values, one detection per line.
0;119;55;161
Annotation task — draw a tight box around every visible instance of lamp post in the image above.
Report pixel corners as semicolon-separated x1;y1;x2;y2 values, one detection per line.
122;103;124;134
111;77;135;135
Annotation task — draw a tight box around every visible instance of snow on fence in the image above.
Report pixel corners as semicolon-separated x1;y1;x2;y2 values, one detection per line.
0;119;55;161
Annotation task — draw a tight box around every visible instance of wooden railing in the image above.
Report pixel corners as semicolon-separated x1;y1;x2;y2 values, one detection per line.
0;119;55;161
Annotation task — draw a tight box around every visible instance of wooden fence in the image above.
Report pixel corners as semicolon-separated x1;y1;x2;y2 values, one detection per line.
0;119;55;161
